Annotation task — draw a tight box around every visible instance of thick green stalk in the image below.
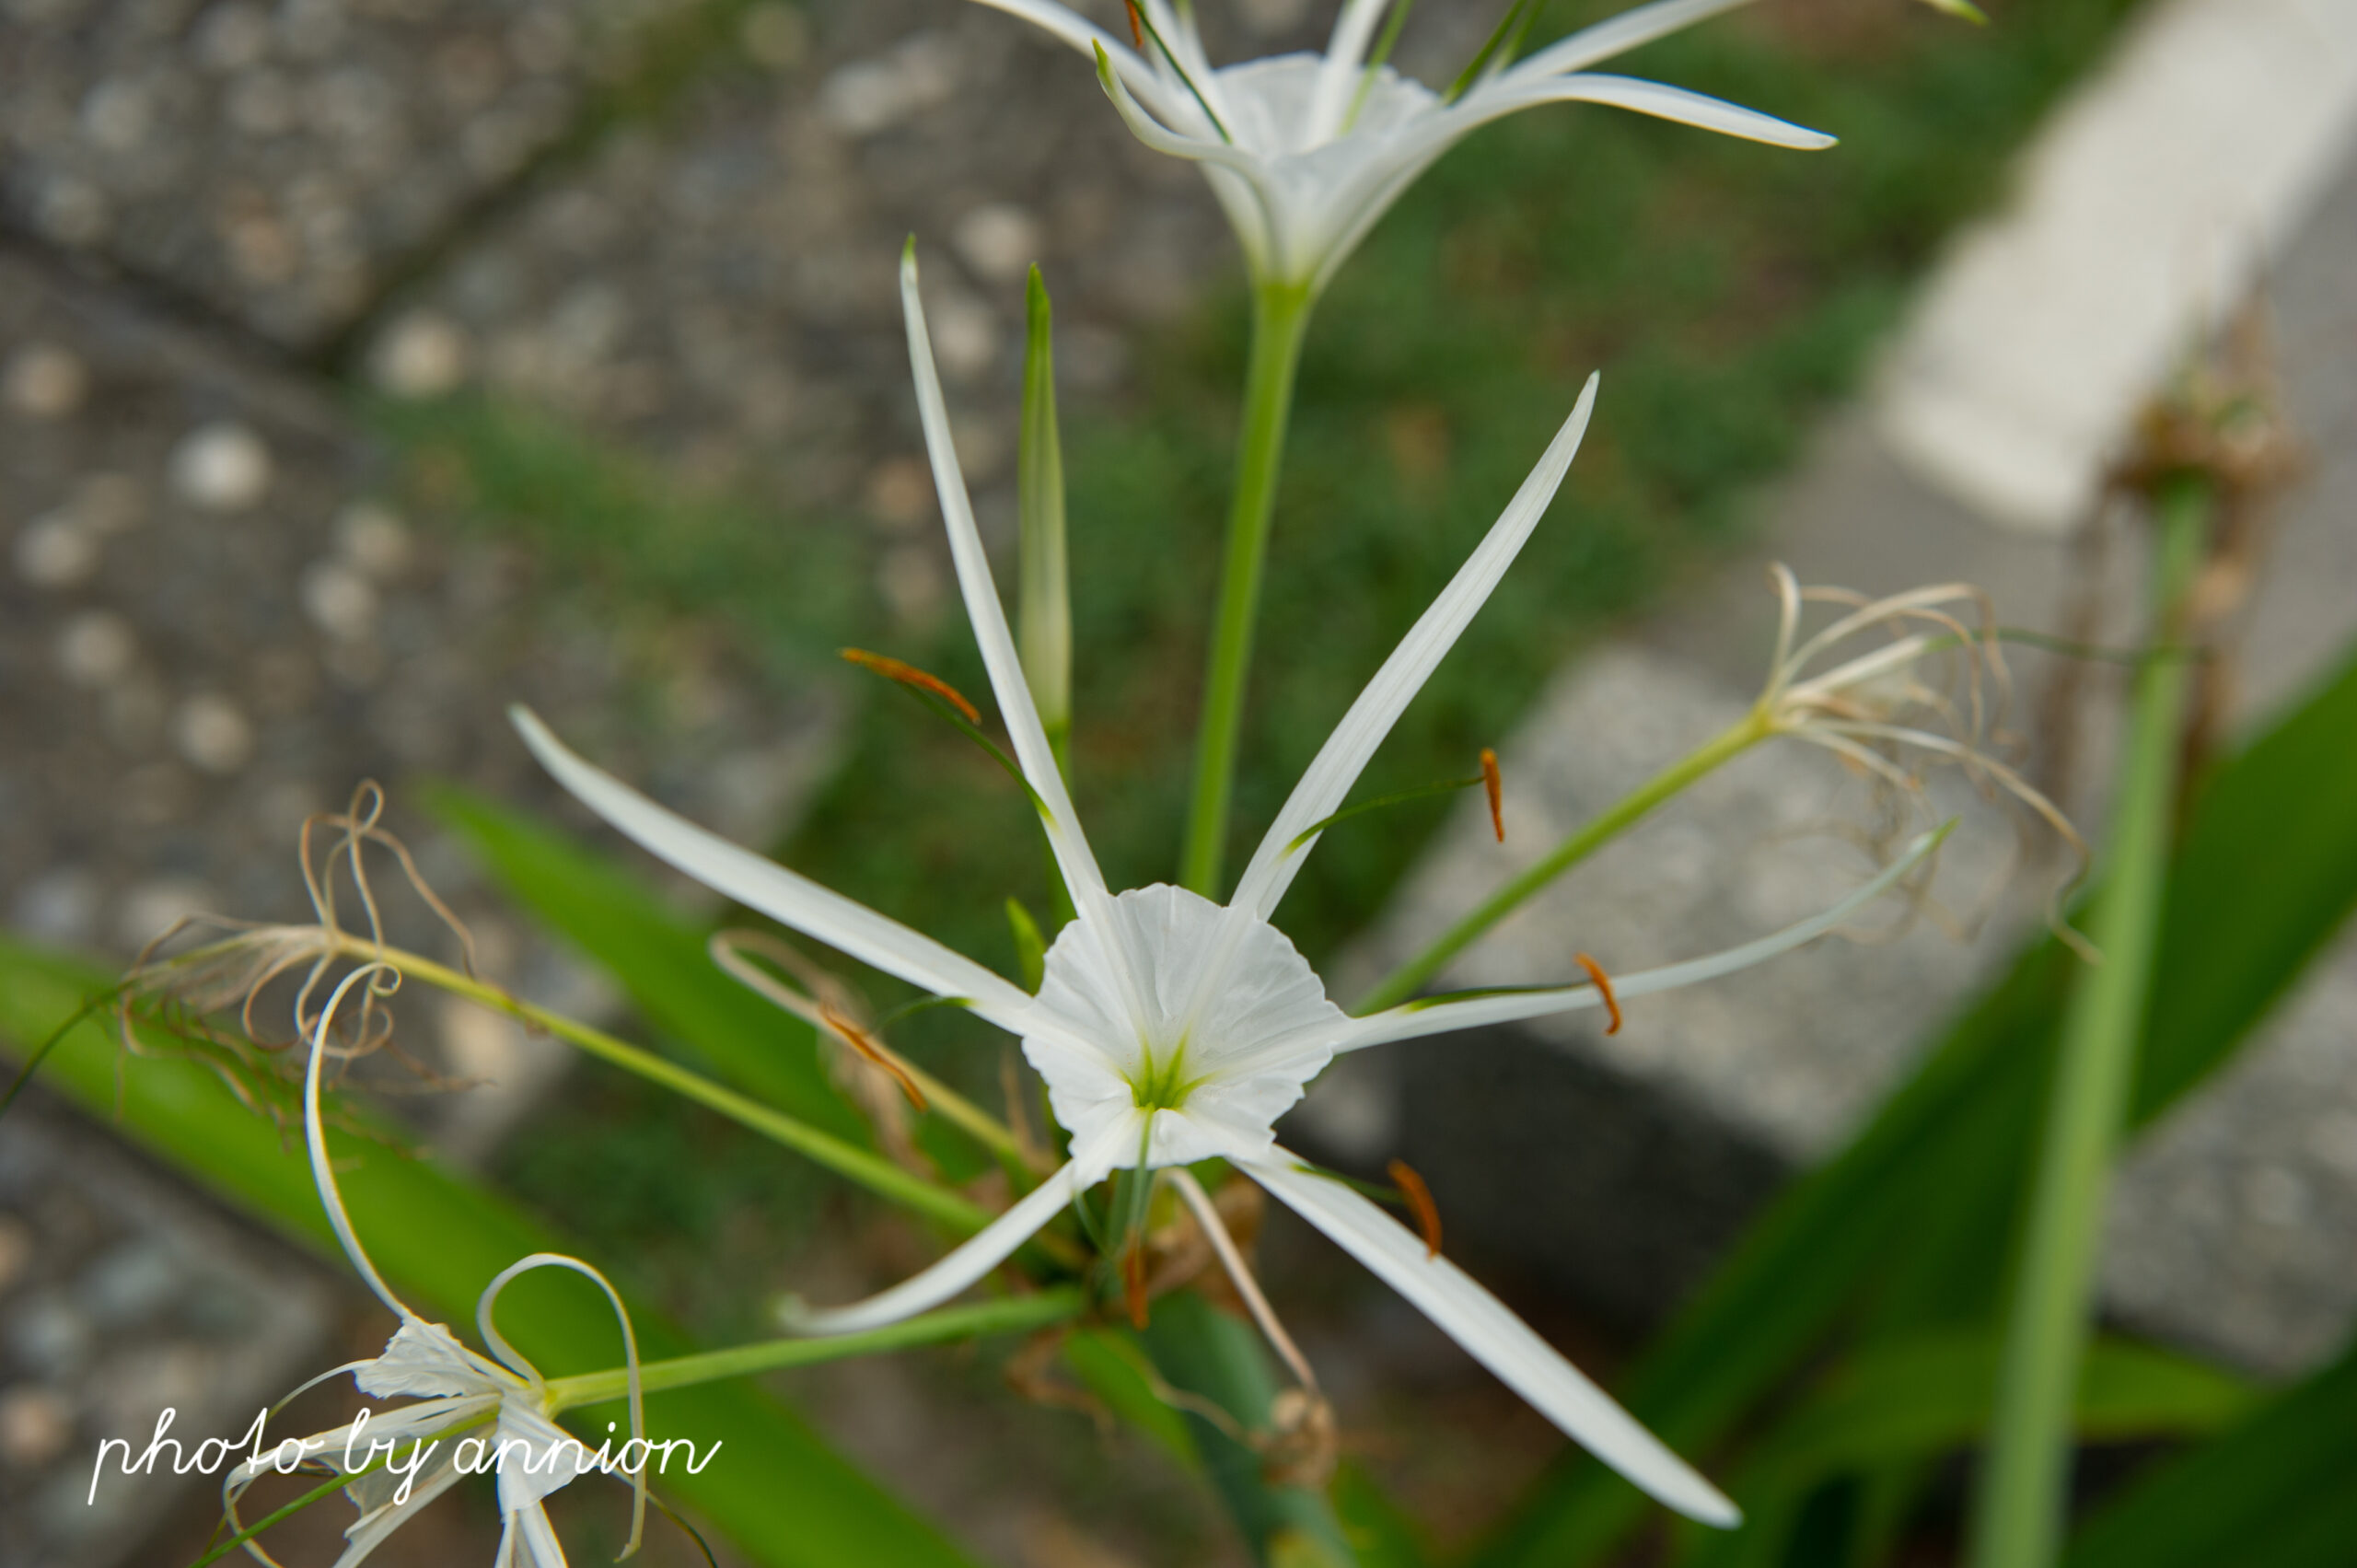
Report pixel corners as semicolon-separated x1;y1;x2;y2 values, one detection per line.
1181;282;1315;897
1356;708;1771;1014
1966;479;2209;1568
547;1290;1088;1409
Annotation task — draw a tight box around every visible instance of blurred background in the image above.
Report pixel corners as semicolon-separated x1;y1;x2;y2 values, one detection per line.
3;0;2354;1562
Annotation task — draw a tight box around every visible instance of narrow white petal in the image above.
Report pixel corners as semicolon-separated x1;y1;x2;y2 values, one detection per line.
965;0;1187;120
900;252;1117;922
1340;825;1948;1050
331;1450;467;1568
1308;0;1393;141
1455;72;1833;151
512;707;1050;1039
1244;1148;1738;1527
1507;0;1760;83
782;1120;1132;1335
306;964;414;1322
517;1504;571;1568
1229;377;1598;923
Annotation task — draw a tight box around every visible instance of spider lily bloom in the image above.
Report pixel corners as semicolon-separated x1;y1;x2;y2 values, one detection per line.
512;251;1935;1529
226;966;645;1566
970;0;1832;295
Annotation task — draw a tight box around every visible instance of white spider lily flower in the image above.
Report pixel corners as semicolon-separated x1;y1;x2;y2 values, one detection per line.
225;966;644;1567
968;0;1831;293
512;250;1937;1530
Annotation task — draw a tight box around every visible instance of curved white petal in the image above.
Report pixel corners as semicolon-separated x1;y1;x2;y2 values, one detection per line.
1449;72;1833;152
1340;824;1949;1051
782;1121;1132;1335
355;1318;500;1400
1243;1147;1738;1527
1229;377;1598;924
900;251;1113;915
1506;0;1761;83
305;964;415;1322
1095;52;1283;272
334;1446;468;1568
493;1400;598;1515
512;707;1051;1040
964;0;1186;120
1308;0;1392;142
515;1504;572;1568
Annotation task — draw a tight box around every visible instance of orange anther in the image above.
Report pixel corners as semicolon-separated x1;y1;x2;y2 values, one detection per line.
1121;1241;1151;1329
819;1000;930;1111
1124;0;1144;48
1574;952;1621;1036
840;648;981;726
1480;748;1504;842
1387;1159;1442;1260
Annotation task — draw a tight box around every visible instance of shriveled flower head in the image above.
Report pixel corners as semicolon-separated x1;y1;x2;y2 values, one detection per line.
223;963;644;1567
970;0;1830;291
510;248;1945;1529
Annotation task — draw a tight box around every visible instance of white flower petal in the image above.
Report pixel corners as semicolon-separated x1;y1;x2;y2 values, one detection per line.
335;1446;467;1568
1307;0;1393;141
1243;1147;1738;1527
511;707;1053;1041
1229;376;1598;923
900;251;1122;928
1448;72;1833;153
783;1123;1132;1335
516;1503;572;1567
355;1318;496;1400
1507;0;1761;82
1340;825;1948;1051
492;1400;597;1514
965;0;1182;117
1095;50;1285;272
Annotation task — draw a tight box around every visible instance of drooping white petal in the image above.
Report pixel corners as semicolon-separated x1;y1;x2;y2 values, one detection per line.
1243;1147;1739;1527
900;252;1121;928
305;963;415;1323
1338;824;1949;1051
512;707;1057;1044
514;1503;572;1568
335;1446;467;1568
492;1400;598;1515
781;1122;1133;1336
355;1318;496;1400
476;1251;646;1552
1507;0;1761;83
1229;376;1598;923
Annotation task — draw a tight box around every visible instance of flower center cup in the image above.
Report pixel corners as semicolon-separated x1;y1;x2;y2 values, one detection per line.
1023;885;1347;1170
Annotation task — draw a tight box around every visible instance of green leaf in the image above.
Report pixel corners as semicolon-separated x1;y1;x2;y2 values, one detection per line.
1477;633;2357;1567
1678;1331;2250;1568
2067;1335;2357;1568
1333;1462;1433;1568
429;784;867;1144
1006;896;1049;993
0;940;976;1568
1141;1292;1359;1565
1063;1326;1201;1467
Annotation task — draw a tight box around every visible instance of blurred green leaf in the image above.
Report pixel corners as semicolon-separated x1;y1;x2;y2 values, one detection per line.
0;939;975;1568
1681;1331;2251;1567
1333;1463;1434;1568
1478;634;2357;1567
1064;1326;1201;1467
2067;1336;2357;1568
430;783;867;1144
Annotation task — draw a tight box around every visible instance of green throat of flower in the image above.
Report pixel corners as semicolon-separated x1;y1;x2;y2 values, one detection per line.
1131;1040;1202;1115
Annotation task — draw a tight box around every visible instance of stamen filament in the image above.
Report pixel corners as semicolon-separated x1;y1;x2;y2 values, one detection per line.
1387;1158;1444;1258
1115;6;1232;142
1573;952;1621;1035
842;647;981;725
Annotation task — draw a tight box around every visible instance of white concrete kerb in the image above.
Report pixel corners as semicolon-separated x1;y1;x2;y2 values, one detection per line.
1874;0;2357;533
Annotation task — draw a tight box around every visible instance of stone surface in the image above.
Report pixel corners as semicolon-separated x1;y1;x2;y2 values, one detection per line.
0;0;696;351
0;1092;333;1568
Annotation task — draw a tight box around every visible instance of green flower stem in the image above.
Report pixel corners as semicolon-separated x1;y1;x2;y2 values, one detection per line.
546;1289;1089;1411
1355;706;1773;1014
1966;478;2210;1568
1181;281;1316;898
359;942;1012;1246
